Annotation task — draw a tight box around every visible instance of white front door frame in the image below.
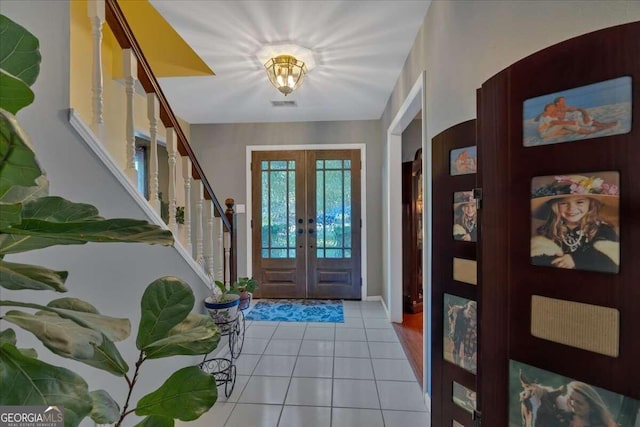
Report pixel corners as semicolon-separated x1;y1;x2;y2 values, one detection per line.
383;71;432;397
245;143;368;301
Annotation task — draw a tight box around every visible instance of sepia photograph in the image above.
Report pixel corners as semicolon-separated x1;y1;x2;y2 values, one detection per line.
453;191;478;242
444;294;477;374
530;171;619;274
523;76;631;147
510;360;639;427
453;381;477;414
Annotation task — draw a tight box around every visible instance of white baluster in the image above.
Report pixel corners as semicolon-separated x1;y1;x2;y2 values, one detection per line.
182;156;193;255
147;94;160;212
166;128;178;235
204;201;215;280
194;180;205;265
88;0;105;140
123;49;138;183
216;217;224;282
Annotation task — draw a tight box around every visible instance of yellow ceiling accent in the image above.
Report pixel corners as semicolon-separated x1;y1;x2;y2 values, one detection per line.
118;0;214;78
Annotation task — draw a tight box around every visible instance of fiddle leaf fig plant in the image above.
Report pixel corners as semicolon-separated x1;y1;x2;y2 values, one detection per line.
0;15;220;426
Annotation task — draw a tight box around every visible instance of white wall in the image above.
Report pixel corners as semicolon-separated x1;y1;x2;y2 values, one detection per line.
383;1;640;140
0;2;211;425
190;121;383;295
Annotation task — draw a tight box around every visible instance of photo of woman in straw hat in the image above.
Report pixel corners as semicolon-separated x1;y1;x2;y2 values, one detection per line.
530;171;619;274
453;191;478;242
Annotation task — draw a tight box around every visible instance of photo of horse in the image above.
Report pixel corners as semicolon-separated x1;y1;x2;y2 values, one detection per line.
523;76;631;147
509;360;640;427
443;293;477;374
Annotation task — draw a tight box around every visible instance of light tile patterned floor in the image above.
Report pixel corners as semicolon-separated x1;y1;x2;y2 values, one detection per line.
178;300;430;427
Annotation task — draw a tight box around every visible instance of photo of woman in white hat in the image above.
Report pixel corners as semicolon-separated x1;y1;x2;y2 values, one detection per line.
530;172;619;274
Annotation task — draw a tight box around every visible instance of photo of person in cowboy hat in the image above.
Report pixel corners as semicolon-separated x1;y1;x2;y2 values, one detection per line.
453;191;478;242
530;171;619;274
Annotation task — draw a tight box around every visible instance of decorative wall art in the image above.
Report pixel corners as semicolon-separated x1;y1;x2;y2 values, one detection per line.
444;293;477;374
453;257;477;285
453;381;477;414
509;360;639;427
453;191;477;242
530;171;619;274
523;76;632;147
450;146;477;175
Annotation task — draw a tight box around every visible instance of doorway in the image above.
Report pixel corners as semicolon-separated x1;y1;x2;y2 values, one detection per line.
251;149;361;299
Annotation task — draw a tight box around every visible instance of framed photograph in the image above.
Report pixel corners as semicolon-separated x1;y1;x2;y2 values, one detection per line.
530;171;619;273
452;381;477;414
453;191;477;242
509;360;639;427
523;76;631;147
443;293;477;374
450;146;477;175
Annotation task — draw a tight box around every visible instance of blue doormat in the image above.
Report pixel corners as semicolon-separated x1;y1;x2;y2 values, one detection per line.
245;299;344;323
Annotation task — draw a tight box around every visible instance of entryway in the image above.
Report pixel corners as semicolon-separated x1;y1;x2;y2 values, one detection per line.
251;149;361;300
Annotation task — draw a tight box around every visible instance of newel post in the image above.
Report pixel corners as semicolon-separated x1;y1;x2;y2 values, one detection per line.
225;198;237;285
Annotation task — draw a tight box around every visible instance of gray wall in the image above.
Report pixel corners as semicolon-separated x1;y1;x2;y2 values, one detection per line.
0;2;211;425
190;120;383;296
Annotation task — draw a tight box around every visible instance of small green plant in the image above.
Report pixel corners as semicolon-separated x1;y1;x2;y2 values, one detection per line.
176;206;185;225
0;15;220;426
230;277;259;295
212;280;237;302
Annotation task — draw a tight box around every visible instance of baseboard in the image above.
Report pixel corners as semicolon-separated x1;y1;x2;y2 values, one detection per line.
68;109;211;288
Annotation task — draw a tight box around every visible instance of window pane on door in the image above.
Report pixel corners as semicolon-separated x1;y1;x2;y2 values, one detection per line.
316;159;352;259
261;160;296;258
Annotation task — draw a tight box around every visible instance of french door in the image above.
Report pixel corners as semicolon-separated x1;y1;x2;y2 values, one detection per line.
251;149;361;299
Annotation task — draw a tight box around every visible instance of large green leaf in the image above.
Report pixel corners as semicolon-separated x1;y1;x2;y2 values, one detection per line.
143;313;220;359
134;415;174;427
0;70;34;114
0;202;20;227
4;310;102;359
48;298;130;341
135;366;217;421
0;196;174;254
0;174;49;204
0;343;91;426
0;15;41;87
0;110;43;200
1;304;129;375
0;328;16;345
89;389;120;424
0;259;68;292
136;277;194;350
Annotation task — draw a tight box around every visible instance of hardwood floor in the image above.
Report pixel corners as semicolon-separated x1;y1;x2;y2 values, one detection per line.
392;311;424;387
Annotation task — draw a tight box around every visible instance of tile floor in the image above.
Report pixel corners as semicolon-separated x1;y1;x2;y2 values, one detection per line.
179;300;429;427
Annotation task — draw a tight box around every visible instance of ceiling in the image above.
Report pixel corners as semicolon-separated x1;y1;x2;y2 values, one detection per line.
148;1;431;125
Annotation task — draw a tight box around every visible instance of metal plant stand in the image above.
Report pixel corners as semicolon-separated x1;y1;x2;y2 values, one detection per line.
199;295;251;397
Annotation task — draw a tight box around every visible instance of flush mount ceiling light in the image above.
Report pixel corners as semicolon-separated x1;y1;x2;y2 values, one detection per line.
256;43;316;96
264;55;307;96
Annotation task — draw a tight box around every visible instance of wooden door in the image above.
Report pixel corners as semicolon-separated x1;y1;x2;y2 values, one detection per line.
252;149;361;299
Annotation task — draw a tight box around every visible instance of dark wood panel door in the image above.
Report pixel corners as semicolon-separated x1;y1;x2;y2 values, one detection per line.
252;150;361;300
432;120;478;427
478;22;640;426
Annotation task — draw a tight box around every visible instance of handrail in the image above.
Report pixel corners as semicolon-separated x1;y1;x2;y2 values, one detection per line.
104;0;231;230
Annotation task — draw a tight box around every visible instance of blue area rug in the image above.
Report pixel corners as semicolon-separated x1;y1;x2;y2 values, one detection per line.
245;299;344;323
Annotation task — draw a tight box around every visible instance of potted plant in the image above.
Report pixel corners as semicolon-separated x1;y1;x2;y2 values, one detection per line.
230;277;258;310
204;280;241;324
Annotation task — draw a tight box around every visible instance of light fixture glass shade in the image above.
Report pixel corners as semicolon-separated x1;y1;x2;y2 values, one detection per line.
264;55;308;96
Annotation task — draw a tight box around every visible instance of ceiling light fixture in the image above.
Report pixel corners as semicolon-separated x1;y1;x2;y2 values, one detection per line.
264;55;308;96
